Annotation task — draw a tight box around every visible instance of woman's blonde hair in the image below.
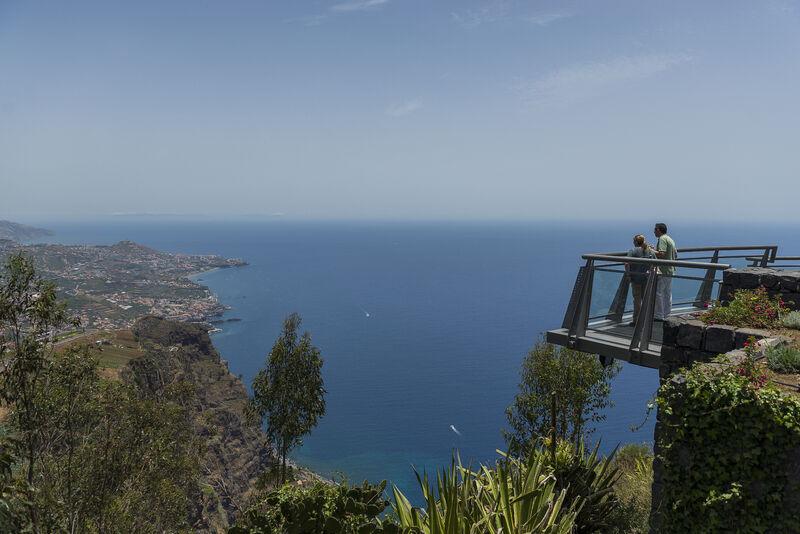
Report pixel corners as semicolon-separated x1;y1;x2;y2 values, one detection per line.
633;234;648;251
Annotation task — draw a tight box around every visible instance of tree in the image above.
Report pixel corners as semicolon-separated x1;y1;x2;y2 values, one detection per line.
251;313;326;485
28;352;201;533
0;253;77;486
0;254;202;533
504;342;619;455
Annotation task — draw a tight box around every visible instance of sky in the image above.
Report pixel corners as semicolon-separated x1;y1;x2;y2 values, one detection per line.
1;0;799;220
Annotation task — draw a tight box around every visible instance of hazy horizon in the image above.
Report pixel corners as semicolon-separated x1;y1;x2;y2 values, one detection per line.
2;0;799;221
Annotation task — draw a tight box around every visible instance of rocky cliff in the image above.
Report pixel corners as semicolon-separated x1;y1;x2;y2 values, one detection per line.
125;316;274;531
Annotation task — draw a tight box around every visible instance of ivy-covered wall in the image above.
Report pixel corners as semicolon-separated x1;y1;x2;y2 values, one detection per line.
651;351;800;533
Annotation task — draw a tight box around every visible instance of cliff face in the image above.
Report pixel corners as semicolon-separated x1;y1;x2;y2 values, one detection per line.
126;316;273;530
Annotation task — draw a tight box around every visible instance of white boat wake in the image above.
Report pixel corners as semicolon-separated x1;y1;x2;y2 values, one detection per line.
450;425;462;436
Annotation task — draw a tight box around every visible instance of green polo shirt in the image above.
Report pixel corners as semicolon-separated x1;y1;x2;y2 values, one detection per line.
657;234;677;275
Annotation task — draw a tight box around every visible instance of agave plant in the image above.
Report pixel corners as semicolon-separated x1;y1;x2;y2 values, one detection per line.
392;451;579;534
534;439;621;533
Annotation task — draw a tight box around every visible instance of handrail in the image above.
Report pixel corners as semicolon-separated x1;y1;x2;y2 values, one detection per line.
582;254;730;270
560;244;778;359
745;255;800;263
678;245;777;254
589;245;778;257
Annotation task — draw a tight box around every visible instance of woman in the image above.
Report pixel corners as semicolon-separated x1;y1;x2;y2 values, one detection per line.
626;234;655;326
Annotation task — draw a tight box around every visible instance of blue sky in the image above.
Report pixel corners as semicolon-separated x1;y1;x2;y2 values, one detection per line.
1;0;798;220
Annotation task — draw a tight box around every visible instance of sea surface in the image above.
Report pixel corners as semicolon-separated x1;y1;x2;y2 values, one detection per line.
25;218;800;498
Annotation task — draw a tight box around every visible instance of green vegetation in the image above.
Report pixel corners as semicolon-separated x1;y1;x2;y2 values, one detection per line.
701;287;788;328
656;357;800;533
542;441;622;534
0;253;77;485
231;480;398;534
2;252;662;532
0;434;32;532
781;310;800;330
252;313;326;485
766;343;800;374
233;440;636;534
0;254;202;532
392;447;581;534
610;444;653;534
504;341;619;454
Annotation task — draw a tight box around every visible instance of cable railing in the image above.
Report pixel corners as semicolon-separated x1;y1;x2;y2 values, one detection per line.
559;245;778;358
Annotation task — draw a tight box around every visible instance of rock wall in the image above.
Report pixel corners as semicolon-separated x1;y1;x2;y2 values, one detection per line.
658;315;770;380
650;339;800;532
719;267;800;310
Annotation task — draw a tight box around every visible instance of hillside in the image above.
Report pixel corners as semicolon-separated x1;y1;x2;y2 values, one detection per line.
107;317;275;530
122;316;272;530
0;220;52;242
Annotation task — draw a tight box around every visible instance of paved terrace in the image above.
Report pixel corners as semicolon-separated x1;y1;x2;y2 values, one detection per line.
546;245;786;369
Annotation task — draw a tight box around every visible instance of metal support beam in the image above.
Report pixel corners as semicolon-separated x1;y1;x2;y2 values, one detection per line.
567;259;594;341
606;273;630;323
630;269;659;353
694;249;719;307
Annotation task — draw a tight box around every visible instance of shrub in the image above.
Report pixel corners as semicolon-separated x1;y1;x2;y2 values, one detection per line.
231;480;397;534
701;287;787;328
781;310;800;330
766;344;800;374
610;444;653;534
504;342;619;455
736;337;769;389
534;440;621;534
392;447;579;534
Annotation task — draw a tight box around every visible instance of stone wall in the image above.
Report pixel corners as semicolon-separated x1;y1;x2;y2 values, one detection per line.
658;315;770;380
719;267;800;310
651;337;800;532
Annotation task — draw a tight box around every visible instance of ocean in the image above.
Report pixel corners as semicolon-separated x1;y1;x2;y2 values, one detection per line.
26;218;800;498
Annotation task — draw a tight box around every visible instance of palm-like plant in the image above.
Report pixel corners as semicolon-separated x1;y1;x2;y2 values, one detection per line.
535;441;620;533
392;451;579;534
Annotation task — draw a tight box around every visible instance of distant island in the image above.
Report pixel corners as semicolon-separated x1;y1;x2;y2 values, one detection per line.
0;219;53;242
0;235;247;333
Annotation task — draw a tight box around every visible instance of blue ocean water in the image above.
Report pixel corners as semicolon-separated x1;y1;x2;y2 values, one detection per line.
27;218;800;498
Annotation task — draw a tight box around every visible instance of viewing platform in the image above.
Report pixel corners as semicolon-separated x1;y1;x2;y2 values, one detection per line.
546;245;798;369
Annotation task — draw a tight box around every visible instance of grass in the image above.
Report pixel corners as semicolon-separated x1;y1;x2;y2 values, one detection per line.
57;329;144;370
766;344;800;374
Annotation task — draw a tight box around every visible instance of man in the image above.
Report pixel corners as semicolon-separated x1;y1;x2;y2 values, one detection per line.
653;223;677;321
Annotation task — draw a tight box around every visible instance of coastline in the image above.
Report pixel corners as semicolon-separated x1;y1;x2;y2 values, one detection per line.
185;264;245;332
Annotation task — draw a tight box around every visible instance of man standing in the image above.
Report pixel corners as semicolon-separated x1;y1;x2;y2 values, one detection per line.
653;223;677;321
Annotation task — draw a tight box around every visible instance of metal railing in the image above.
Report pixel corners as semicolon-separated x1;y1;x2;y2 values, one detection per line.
560;245;778;357
747;255;800;269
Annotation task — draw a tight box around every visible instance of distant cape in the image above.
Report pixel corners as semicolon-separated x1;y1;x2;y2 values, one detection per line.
0;220;53;243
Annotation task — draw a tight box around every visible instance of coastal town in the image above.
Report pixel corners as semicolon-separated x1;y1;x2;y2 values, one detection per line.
0;237;246;332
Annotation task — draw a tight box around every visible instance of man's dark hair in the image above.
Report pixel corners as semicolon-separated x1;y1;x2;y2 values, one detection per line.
655;223;668;234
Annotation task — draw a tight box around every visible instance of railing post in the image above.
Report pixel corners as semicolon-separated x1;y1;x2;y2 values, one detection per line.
760;248;770;268
566;259;594;340
630;268;658;353
694;250;719;307
562;265;586;329
606;272;630;323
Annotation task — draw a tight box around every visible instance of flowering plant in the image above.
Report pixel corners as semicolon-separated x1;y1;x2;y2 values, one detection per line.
735;337;768;389
702;287;787;329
